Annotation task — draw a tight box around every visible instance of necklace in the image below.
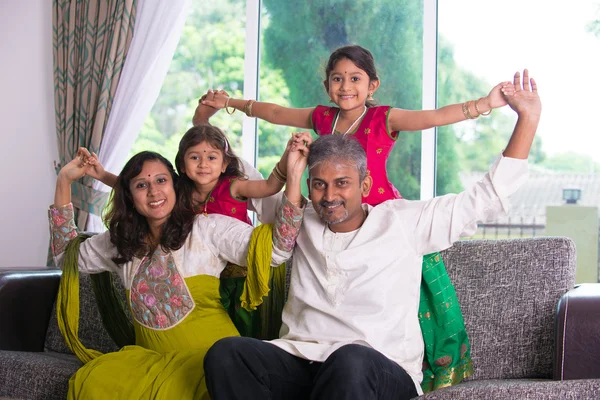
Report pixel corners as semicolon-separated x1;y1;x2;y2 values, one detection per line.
195;187;215;216
331;106;367;135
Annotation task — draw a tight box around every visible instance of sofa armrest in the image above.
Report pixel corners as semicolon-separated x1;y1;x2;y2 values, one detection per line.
554;283;600;380
0;267;62;351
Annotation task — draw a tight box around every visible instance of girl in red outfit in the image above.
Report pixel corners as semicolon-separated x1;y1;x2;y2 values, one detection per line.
202;45;510;205
202;44;514;391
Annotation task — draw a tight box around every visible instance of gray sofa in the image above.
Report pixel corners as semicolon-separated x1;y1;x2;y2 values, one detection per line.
1;237;599;399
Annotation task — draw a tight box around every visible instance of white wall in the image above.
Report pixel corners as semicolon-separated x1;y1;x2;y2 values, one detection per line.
0;1;58;267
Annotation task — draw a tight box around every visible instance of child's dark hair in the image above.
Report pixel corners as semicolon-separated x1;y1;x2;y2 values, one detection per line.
104;151;195;264
175;124;246;212
325;45;379;107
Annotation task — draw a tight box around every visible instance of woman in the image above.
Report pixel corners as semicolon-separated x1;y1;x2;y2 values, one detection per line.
50;148;306;399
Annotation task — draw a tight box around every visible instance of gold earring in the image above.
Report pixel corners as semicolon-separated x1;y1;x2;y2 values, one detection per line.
367;92;374;101
329;97;334;103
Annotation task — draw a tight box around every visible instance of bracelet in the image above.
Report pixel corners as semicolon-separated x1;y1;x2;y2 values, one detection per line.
474;98;491;116
462;101;474;120
270;170;286;184
275;162;287;180
244;99;256;117
272;162;287;183
271;163;287;184
225;97;236;115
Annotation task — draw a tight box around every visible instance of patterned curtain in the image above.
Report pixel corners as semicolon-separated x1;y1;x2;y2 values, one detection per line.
53;0;136;228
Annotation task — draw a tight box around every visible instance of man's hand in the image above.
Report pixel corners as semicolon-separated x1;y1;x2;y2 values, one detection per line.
286;131;311;178
501;69;542;159
501;69;541;119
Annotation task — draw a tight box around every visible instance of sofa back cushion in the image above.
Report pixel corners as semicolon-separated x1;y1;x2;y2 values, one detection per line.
440;237;576;381
45;272;124;355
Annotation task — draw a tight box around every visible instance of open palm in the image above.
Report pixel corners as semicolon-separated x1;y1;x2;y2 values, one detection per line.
503;69;541;117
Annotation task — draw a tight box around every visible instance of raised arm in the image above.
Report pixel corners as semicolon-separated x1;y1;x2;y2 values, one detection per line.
201;89;314;129
80;149;118;188
409;69;540;255
232;131;313;200
388;81;510;132
500;69;541;159
50;150;118;272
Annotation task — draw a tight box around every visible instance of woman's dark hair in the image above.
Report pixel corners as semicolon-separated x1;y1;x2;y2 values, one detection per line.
103;151;194;264
325;45;379;107
175;124;246;213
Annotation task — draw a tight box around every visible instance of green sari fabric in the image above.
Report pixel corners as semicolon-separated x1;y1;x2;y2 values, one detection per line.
220;223;286;340
419;252;473;392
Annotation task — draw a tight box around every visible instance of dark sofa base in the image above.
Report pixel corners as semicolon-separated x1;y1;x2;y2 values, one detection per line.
418;378;600;399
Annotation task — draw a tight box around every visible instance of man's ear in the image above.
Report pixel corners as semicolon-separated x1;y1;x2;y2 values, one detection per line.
361;175;373;198
369;79;381;95
306;177;311;200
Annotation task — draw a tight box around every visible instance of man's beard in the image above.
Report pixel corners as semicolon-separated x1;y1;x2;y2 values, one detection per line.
317;200;349;225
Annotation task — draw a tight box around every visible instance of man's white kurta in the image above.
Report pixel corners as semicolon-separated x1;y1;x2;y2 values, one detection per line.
269;155;528;393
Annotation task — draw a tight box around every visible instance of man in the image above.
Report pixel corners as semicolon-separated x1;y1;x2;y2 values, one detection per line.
204;70;540;399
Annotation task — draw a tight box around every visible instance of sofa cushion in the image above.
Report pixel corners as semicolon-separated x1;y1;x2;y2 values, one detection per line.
44;272;124;355
440;237;576;381
418;378;600;399
0;350;80;400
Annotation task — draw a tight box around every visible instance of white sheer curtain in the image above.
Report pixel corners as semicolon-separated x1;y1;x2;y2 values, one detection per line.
87;0;192;232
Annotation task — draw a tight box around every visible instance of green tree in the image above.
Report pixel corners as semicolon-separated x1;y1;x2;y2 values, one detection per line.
132;0;291;171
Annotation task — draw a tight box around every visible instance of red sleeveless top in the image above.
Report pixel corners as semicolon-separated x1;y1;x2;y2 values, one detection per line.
311;105;402;206
197;176;252;225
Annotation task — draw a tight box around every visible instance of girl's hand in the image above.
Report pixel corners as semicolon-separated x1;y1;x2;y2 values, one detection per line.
201;89;229;110
290;131;313;151
58;147;94;183
501;69;541;118
483;81;512;110
286;132;311;177
84;151;107;182
193;90;230;125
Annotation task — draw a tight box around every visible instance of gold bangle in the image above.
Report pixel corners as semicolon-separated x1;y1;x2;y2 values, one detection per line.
270;170;286;184
225;97;236;115
271;163;286;183
475;98;491;116
244;99;256;117
274;162;287;181
462;101;473;120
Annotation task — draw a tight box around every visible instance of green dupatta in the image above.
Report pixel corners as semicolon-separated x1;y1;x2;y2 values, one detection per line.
419;252;473;392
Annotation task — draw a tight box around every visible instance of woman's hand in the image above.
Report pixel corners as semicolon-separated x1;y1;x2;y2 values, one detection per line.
58;147;94;183
201;89;230;110
193;90;230;125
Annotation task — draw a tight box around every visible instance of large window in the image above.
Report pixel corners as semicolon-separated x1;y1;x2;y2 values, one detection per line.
437;0;600;282
130;0;247;165
257;0;425;198
130;0;600;282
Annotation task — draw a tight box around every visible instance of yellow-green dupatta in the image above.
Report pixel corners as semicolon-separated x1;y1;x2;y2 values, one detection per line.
57;234;135;364
242;223;286;340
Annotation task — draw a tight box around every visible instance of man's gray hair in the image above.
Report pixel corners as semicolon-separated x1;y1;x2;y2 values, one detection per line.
307;134;367;181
